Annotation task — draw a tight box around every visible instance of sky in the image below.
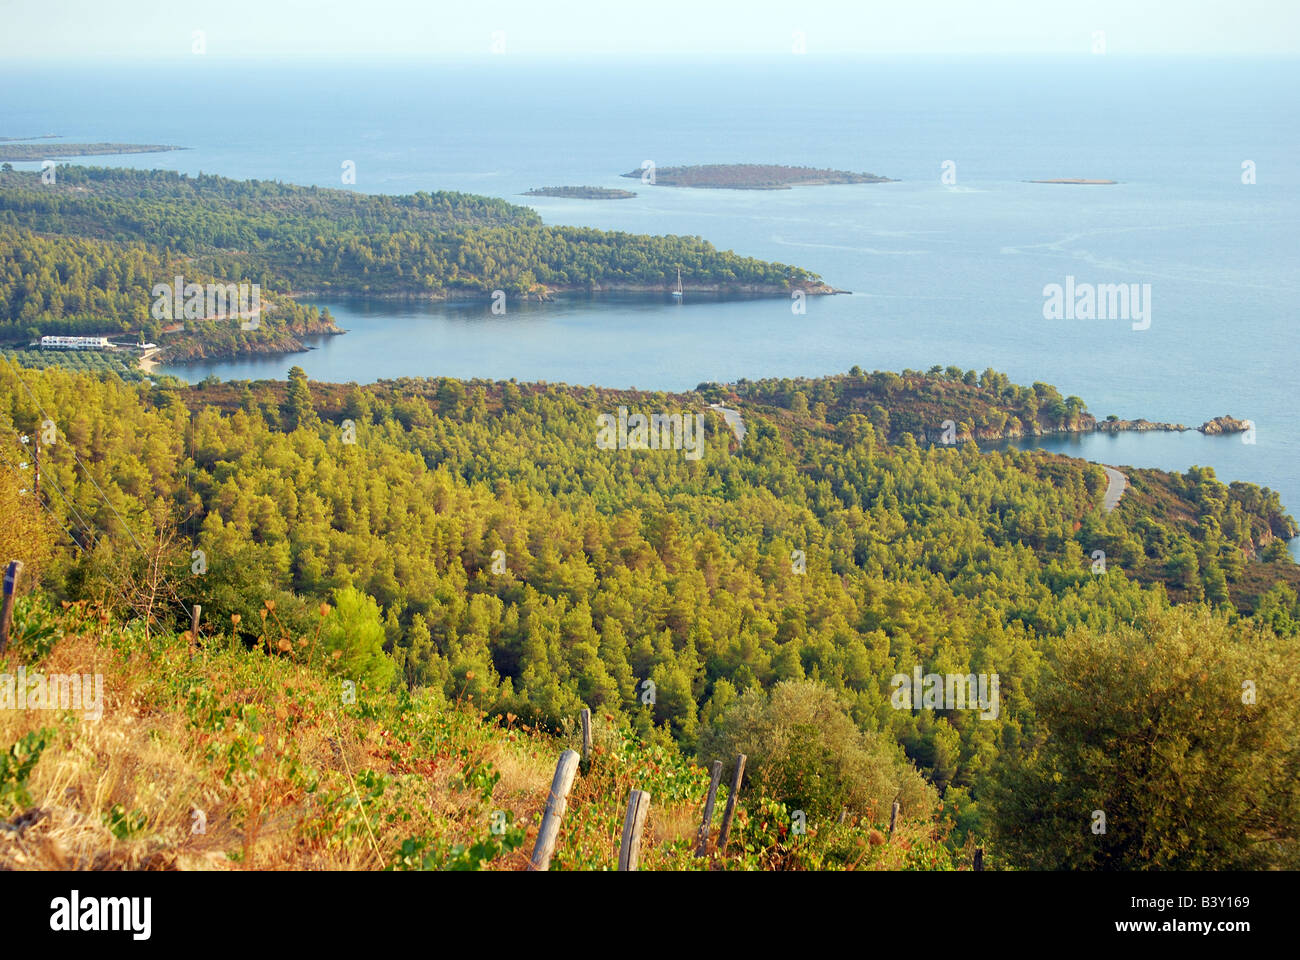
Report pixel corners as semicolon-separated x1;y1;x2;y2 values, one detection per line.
1;0;1297;60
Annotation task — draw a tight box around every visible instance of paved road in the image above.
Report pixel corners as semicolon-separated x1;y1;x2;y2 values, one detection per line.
1101;465;1128;512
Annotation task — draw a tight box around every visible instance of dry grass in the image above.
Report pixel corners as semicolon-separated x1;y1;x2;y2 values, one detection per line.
648;801;700;848
2;609;938;872
0;616;563;871
2;630;234;869
484;736;554;800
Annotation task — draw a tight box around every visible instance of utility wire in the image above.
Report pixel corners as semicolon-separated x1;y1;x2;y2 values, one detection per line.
1;356;196;621
0;444;91;550
1;352;149;554
0;432;101;548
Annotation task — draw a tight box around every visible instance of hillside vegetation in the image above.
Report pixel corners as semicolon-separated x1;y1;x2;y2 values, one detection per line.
0;600;971;871
1;363;1298;869
2;361;1300;868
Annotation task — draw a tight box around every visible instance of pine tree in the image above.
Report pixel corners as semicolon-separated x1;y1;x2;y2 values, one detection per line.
284;366;315;431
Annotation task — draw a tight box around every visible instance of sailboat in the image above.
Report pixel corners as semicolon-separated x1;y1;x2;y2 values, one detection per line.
672;268;683;299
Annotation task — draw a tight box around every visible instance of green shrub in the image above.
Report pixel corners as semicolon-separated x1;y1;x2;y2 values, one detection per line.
390;815;525;871
698;680;935;826
320;587;397;692
7;595;62;663
991;604;1300;870
0;728;51;816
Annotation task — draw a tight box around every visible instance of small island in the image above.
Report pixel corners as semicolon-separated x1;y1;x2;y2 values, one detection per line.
523;186;637;199
1028;178;1117;185
624;163;895;190
0;142;185;161
1198;415;1253;435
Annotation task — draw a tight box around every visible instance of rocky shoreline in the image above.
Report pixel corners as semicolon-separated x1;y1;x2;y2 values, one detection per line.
1098;417;1188;433
926;412;1252;445
293;280;846;302
1197;415;1253;435
149;320;343;365
148;282;844;363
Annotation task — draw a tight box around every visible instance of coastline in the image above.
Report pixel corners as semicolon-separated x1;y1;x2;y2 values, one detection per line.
911;411;1252;446
138;284;847;367
291;280;848;303
0;142;187;161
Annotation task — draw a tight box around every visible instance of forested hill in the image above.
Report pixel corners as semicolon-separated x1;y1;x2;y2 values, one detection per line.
0;222;339;357
0;165;540;239
2;362;1298;868
0;166;828;345
708;366;1158;440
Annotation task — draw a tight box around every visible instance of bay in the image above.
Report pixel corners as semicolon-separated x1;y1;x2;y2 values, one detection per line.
1;56;1296;546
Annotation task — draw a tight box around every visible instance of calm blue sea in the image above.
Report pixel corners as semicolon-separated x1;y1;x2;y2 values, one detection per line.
1;56;1297;536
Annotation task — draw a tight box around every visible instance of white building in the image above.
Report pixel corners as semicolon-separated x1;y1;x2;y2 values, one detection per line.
39;336;112;350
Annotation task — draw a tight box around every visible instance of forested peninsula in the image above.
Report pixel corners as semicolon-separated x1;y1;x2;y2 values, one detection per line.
0;143;184;161
0;166;831;362
710;367;1252;444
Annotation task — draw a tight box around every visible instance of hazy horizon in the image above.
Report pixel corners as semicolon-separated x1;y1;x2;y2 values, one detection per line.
3;0;1298;60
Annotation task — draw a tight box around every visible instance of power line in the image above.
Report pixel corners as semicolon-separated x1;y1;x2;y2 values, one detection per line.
1;432;101;549
0;357;196;621
12;440;195;620
0;352;149;554
0;411;102;549
0;445;90;550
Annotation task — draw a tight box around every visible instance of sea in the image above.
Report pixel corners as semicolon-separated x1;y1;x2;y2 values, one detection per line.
1;55;1297;541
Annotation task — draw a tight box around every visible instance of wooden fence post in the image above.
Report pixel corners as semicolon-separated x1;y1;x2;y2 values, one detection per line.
618;789;652;871
580;707;592;768
529;749;580;871
188;604;201;659
695;760;723;857
0;560;23;654
889;801;899;838
716;753;746;856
